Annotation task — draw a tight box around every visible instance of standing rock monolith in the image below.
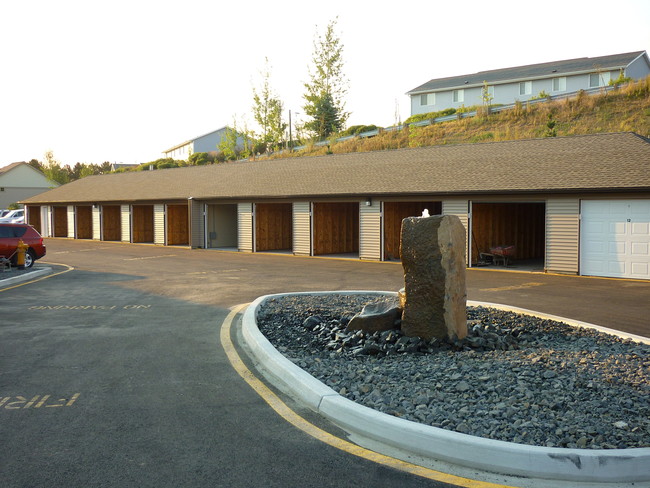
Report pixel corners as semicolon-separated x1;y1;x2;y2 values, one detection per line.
400;215;467;341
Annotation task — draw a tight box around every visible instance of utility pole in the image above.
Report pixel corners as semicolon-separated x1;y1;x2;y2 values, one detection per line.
288;110;293;152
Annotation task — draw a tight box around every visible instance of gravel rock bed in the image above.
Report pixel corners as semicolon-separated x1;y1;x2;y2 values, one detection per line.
256;293;650;450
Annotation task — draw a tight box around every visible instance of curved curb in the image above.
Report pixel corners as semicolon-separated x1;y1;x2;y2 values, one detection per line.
0;267;52;288
241;291;650;483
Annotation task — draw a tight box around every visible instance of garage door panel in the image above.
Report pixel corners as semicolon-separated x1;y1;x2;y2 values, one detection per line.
630;201;650;215
584;220;605;233
610;222;628;235
631;242;649;255
608;241;625;254
584;260;604;273
631;262;648;276
608;261;626;274
585;240;605;254
608;201;628;216
580;200;650;279
632;222;649;235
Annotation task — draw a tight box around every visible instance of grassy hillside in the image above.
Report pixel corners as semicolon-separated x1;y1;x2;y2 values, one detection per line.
274;77;650;159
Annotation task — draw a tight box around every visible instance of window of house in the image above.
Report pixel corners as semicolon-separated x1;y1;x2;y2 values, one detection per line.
452;89;464;103
420;93;435;106
589;72;611;88
519;81;532;95
552;77;566;92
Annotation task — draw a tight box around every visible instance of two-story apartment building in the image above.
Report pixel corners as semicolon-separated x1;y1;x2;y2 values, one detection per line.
408;51;650;116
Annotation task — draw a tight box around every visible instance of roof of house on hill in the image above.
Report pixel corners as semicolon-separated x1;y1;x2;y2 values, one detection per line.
1;161;54;181
21;132;650;205
407;51;648;94
0;161;29;174
163;126;230;153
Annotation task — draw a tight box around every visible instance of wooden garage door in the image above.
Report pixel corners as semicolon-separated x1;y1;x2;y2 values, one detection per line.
580;200;650;279
102;205;121;241
167;204;189;246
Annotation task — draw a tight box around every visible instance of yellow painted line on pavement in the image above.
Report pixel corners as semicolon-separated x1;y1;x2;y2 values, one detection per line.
480;282;545;292
0;262;74;292
220;304;517;488
124;254;178;261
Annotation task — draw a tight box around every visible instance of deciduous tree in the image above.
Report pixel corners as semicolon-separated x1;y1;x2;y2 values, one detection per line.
42;150;70;185
252;58;286;152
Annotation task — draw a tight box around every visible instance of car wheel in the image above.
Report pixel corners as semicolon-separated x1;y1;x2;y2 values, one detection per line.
24;250;35;268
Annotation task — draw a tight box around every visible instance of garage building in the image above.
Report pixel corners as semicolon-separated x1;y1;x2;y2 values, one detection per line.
21;132;650;280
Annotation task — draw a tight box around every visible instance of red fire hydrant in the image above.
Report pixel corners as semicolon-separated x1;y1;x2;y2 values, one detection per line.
16;239;29;270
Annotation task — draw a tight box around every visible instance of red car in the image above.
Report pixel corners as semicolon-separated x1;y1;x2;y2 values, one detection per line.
0;223;47;268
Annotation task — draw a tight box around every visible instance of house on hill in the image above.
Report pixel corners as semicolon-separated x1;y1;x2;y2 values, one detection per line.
162;126;244;160
407;51;650;116
21;132;650;280
0;162;58;209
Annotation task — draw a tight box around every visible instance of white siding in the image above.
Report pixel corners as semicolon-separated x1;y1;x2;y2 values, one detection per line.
238;203;254;252
359;200;382;260
292;202;311;256
92;206;101;240
442;199;469;264
189;200;204;248
545;198;580;274
67;205;75;238
154;204;166;245
41;206;51;237
121;205;131;243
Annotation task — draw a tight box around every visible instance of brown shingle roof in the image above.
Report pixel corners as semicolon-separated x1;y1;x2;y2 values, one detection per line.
21;133;650;204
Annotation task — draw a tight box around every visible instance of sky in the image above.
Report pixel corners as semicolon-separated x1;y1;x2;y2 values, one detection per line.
1;0;649;168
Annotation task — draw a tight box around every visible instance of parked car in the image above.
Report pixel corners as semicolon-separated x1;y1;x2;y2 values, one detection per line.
0;209;25;224
0;223;46;268
0;209;12;218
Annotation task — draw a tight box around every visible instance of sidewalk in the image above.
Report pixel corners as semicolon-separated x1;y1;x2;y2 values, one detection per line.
0;265;51;286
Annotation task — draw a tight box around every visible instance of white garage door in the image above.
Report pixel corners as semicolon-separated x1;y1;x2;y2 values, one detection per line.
580;200;650;279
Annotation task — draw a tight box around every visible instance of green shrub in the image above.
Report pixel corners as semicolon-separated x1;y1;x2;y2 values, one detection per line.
404;108;456;124
136;158;185;171
531;90;551;100
339;125;382;137
188;152;213;165
609;69;632;87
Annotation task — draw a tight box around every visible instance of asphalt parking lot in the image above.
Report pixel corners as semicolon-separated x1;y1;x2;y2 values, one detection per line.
1;239;648;487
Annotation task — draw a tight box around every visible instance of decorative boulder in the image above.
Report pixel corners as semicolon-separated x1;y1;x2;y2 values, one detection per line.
346;297;402;333
400;215;467;341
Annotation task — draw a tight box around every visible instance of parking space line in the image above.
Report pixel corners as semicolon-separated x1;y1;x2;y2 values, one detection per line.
124;255;177;261
480;282;545;292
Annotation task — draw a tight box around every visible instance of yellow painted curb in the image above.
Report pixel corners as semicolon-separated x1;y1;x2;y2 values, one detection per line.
0;262;74;292
220;303;517;488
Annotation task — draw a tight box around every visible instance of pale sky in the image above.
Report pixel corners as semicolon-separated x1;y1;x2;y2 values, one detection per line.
1;0;649;168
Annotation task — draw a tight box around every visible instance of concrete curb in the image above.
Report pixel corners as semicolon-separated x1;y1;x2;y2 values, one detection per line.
0;267;52;288
241;291;650;483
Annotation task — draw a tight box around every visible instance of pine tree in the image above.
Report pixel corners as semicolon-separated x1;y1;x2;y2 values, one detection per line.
302;18;349;139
